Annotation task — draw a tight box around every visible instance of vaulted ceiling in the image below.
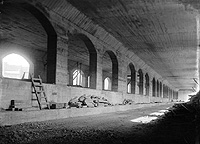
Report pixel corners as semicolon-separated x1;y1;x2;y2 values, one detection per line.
67;0;200;92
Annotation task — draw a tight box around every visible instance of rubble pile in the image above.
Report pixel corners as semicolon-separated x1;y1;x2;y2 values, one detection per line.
122;99;133;105
68;95;111;108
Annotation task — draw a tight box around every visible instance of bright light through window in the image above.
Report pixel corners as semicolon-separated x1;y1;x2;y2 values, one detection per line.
73;69;83;85
88;76;90;88
2;53;30;79
127;83;131;93
104;77;110;90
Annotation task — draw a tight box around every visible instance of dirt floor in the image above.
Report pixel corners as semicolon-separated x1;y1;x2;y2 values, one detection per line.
0;103;197;144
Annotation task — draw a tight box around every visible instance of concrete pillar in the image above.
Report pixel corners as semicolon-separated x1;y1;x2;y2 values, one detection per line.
56;36;69;85
47;35;57;84
149;77;153;102
196;15;200;91
112;61;118;92
143;74;145;96
155;79;157;97
89;52;97;89
96;52;103;90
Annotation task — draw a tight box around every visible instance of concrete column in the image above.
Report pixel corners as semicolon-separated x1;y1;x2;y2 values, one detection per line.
143;74;145;96
56;36;69;85
155;79;157;97
196;15;200;91
117;60;127;93
160;83;163;98
149;78;153;102
112;61;118;92
89;52;97;89
96;52;103;90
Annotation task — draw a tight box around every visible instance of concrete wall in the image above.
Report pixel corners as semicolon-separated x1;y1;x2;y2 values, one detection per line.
0;78;171;109
0;0;178;110
0;4;48;82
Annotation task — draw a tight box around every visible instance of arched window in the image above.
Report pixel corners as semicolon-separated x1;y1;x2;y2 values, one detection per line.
87;76;90;88
2;53;30;79
68;34;97;89
104;77;111;90
102;51;118;91
127;63;136;94
127;82;131;93
72;69;84;86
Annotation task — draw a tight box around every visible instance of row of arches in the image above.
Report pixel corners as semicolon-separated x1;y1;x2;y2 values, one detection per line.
126;64;150;95
2;52;177;99
1;1;177;98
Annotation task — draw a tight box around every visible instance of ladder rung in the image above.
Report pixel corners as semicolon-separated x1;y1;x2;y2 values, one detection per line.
31;75;49;110
34;84;43;87
33;90;44;94
40;102;49;105
32;78;42;81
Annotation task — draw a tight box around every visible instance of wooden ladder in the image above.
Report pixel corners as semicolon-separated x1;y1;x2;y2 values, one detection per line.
31;75;50;110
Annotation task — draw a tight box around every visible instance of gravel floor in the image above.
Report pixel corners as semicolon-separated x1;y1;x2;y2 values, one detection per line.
0;103;196;144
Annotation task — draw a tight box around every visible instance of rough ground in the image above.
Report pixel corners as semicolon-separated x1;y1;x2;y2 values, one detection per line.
0;103;196;144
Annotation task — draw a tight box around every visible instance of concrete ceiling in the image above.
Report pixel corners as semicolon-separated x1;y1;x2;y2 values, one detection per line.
67;0;200;91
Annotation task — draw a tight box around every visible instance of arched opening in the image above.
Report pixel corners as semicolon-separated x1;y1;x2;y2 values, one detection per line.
102;51;118;92
2;53;30;79
127;63;136;94
160;82;162;97
152;78;156;97
104;77;111;90
22;3;57;83
145;73;150;96
72;69;85;86
1;2;57;83
157;80;160;97
68;34;97;89
137;69;143;95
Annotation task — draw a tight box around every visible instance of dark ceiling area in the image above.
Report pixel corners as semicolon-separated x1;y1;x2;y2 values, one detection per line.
67;0;200;92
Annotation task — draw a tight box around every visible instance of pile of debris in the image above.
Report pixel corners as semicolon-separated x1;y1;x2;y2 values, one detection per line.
122;99;133;105
68;95;111;108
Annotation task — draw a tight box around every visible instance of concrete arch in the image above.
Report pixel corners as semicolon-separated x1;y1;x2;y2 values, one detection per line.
127;63;136;94
104;50;118;92
4;2;57;83
22;3;57;84
72;33;97;89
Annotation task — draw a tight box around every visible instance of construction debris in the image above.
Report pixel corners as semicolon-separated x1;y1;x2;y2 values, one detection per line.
68;95;111;108
6;100;23;111
50;102;67;109
122;99;133;105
